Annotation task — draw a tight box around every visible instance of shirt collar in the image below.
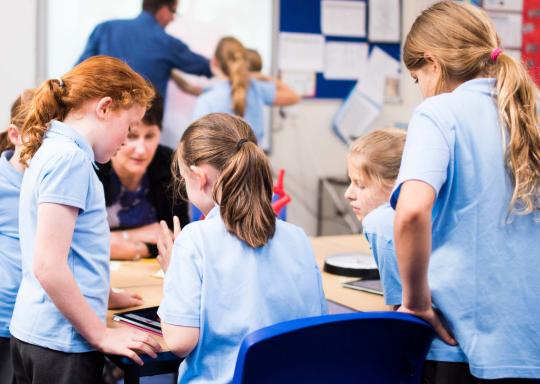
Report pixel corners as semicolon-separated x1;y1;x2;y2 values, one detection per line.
206;205;220;219
453;78;496;96
46;120;97;168
0;149;23;184
137;11;161;27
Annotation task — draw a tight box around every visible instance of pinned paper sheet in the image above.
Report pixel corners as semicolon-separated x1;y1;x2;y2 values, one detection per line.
324;42;368;80
278;32;325;72
321;0;366;37
360;47;401;106
281;71;316;97
483;0;523;11
488;12;523;48
333;83;381;143
368;0;400;43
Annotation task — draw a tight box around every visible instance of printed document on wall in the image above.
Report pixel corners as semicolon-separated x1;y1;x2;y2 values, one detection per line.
361;47;400;106
483;0;523;11
281;71;316;97
368;0;400;42
278;32;325;72
324;42;368;80
488;12;523;48
321;1;366;37
334;85;380;143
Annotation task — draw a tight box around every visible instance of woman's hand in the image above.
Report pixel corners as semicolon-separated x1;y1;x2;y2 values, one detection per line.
157;216;181;273
398;304;457;346
108;289;143;310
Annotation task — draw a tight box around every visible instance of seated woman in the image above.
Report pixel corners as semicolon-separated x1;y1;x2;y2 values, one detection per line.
96;95;189;260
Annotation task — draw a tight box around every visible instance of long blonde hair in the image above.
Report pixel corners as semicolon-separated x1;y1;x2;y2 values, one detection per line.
215;37;249;117
404;1;540;215
174;113;275;248
349;128;406;191
19;55;154;167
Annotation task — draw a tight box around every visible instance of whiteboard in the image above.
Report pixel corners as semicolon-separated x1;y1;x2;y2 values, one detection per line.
46;0;274;150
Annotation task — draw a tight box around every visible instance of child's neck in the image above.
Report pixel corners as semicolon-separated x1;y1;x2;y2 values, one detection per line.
62;112;99;149
8;148;24;173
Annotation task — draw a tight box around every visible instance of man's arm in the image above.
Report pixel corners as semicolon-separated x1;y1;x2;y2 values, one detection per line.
168;36;212;78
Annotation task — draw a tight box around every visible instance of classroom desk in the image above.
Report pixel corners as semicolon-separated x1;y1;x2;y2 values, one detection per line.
107;234;389;383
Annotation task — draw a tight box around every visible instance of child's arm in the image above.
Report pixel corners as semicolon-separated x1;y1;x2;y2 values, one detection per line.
33;203;162;365
171;70;204;96
108;289;143;309
272;78;300;106
394;181;456;345
161;323;199;357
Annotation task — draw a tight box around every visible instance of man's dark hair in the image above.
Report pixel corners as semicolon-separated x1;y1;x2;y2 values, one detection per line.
142;93;164;130
142;0;176;14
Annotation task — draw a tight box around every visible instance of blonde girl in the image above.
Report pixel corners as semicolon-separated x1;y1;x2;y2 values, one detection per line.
192;36;299;143
393;2;540;382
157;113;326;383
9;56;161;384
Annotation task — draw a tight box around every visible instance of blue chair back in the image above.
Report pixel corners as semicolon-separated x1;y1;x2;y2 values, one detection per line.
232;312;435;384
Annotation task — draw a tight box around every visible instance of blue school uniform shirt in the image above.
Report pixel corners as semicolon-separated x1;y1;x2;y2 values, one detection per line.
0;150;23;338
391;78;540;379
363;202;467;363
10;120;110;353
158;206;327;383
192;79;276;143
77;11;211;98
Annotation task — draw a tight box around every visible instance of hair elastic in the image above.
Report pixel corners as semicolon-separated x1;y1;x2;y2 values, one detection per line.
235;138;248;150
56;78;65;88
490;48;503;62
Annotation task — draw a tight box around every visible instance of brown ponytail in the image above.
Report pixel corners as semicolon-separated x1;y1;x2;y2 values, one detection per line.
19;55;154;167
174;113;275;248
215;37;249;117
404;1;540;215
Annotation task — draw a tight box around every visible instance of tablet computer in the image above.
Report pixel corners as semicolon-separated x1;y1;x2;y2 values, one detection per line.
342;279;383;296
113;306;162;335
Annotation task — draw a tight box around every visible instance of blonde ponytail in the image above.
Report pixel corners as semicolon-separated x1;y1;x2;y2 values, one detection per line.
175;113;276;248
215;37;249;117
404;1;540;215
495;53;540;214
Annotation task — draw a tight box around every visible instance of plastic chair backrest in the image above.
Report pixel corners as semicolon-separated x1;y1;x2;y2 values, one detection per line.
232;312;435;384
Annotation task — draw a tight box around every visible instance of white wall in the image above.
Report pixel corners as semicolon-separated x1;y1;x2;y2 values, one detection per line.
0;0;37;126
270;0;436;235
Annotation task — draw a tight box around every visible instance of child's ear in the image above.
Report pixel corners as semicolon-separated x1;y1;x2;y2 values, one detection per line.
6;124;21;146
95;97;113;119
190;165;208;191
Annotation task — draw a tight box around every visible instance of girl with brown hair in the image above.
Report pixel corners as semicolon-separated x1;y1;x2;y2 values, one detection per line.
156;113;326;383
392;2;540;382
192;36;299;144
9;56;161;383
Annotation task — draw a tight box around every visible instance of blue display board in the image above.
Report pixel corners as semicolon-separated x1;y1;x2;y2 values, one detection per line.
278;0;401;99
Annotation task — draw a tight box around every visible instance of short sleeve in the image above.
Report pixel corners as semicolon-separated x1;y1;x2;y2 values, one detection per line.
255;80;276;105
158;233;202;327
390;111;451;209
38;150;90;211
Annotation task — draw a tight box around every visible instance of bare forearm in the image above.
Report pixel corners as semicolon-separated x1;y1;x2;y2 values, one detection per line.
36;263;105;347
121;223;161;244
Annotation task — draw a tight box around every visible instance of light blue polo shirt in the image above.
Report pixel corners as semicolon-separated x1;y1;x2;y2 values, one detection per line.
158;206;327;384
391;78;540;379
10;120;110;353
0;150;23;338
192;79;276;143
363;202;467;362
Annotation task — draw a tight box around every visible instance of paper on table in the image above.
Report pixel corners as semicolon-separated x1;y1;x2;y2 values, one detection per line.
368;0;400;43
324;41;368;80
152;269;165;279
321;0;366;37
483;0;523;12
278;32;325;72
280;71;316;97
334;83;381;143
110;261;122;271
488;12;523;48
360;47;400;106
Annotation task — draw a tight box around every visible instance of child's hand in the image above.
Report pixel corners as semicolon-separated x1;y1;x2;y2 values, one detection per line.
398;304;457;346
157;216;181;273
96;327;162;366
108;289;143;309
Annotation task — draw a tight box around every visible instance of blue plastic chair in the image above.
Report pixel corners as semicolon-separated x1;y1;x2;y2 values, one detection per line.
232;312;435;384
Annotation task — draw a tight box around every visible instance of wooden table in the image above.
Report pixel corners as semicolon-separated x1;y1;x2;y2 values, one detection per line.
107;235;389;382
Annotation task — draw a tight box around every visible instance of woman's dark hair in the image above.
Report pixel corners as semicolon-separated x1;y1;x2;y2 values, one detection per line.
142;0;176;14
142;93;164;130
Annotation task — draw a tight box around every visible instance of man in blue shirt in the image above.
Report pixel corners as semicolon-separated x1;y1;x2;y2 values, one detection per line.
78;0;212;99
